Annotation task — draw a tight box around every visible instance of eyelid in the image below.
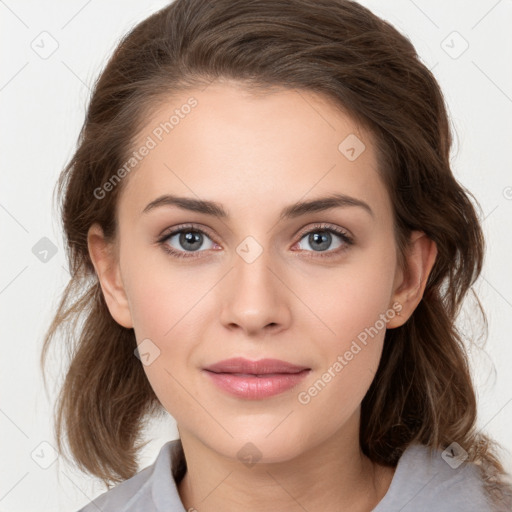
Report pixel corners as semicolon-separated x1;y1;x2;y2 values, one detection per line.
157;222;217;242
295;222;353;243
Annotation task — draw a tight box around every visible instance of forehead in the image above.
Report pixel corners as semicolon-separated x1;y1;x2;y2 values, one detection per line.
117;81;391;224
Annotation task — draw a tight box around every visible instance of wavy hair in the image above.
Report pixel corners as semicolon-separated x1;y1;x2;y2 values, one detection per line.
41;0;512;508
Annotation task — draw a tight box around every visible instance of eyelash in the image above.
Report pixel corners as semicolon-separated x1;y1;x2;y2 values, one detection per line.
156;223;354;260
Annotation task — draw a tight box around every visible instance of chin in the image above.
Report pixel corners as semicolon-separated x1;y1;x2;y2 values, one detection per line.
208;431;312;466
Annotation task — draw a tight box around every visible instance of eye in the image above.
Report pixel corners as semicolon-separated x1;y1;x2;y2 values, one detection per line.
157;224;218;259
157;222;354;260
294;223;354;258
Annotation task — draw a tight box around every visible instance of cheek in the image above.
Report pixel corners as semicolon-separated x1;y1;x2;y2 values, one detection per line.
295;276;393;436
294;241;396;404
298;240;397;346
124;260;210;414
125;250;201;339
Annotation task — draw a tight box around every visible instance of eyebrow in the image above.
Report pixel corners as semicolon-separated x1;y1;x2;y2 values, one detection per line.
141;193;374;220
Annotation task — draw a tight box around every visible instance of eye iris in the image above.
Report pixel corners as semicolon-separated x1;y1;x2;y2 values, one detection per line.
180;231;202;251
309;231;331;251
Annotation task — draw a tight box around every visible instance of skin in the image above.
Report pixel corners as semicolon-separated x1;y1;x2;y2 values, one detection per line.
88;79;437;511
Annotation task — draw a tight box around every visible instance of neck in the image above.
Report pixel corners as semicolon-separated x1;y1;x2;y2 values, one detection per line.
176;411;395;512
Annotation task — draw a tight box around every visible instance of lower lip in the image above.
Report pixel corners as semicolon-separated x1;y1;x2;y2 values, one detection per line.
203;370;310;399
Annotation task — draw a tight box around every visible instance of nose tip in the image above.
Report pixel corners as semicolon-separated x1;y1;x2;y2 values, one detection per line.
224;307;283;336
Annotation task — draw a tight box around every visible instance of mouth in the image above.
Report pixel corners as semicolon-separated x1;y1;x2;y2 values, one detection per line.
210;372;304;377
202;358;311;399
203;357;310;375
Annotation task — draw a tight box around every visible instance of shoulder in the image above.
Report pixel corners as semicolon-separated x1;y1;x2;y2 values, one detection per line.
76;439;186;512
373;442;495;512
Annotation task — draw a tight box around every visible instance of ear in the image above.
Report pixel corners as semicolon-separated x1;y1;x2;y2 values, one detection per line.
87;223;134;329
387;231;437;328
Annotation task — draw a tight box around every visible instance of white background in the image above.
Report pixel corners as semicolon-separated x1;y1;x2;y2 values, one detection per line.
1;1;511;510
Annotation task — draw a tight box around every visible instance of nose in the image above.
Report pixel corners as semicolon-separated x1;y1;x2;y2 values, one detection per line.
218;242;292;337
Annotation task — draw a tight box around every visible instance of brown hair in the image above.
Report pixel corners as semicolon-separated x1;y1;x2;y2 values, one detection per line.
41;0;512;507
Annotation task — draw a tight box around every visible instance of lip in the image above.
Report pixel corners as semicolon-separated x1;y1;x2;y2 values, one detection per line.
204;357;310;374
203;357;311;399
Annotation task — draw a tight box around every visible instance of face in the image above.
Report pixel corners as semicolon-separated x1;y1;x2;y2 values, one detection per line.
91;80;411;463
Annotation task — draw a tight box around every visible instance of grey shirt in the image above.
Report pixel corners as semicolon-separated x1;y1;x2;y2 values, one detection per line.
77;439;493;511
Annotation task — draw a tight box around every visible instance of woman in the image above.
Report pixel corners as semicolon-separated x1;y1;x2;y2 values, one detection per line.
41;0;512;510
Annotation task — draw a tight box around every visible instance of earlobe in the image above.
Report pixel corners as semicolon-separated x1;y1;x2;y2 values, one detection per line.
87;223;134;329
387;231;438;328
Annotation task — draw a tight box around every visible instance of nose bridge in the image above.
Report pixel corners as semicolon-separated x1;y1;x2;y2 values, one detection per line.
219;235;291;333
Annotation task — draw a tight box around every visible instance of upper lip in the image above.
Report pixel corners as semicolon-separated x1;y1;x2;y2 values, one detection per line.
204;357;310;374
